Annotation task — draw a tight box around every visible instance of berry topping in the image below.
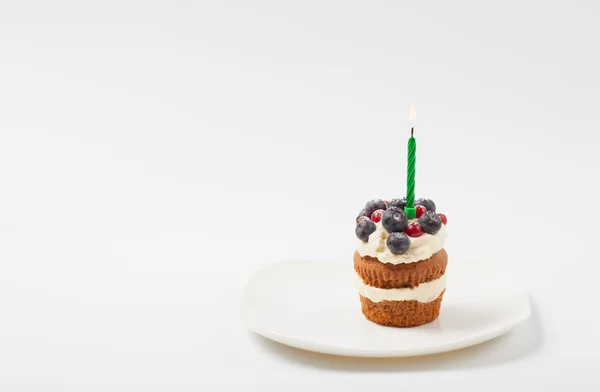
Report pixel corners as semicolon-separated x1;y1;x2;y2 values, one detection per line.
370;209;385;223
381;207;408;233
438;213;447;225
355;219;377;242
364;199;387;217
388;197;406;210
356;209;367;222
356;216;369;224
415;205;427;218
419;211;443;235
404;222;423;237
415;198;436;213
386;232;411;254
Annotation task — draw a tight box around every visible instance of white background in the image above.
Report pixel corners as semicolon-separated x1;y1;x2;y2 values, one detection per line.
1;0;599;390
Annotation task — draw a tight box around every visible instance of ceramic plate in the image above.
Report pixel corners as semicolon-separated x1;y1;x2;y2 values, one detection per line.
242;260;530;357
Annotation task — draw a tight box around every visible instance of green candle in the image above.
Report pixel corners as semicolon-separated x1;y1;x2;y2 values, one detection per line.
404;127;417;219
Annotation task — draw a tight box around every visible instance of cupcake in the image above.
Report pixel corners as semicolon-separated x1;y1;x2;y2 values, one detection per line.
354;197;448;327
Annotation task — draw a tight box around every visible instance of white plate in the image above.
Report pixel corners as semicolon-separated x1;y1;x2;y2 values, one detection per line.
241;260;531;357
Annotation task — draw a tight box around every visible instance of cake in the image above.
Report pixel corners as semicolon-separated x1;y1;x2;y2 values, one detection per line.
354;197;448;327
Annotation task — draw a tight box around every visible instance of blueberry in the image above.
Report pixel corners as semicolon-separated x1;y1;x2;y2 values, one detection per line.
419;210;442;234
381;207;408;233
415;198;436;213
355;218;377;242
386;232;410;254
364;199;387;217
356;209;367;221
388;197;406;210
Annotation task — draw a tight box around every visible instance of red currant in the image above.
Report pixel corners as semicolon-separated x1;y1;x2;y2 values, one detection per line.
415;205;427;218
370;209;385;223
384;200;389;207
438;213;447;225
404;222;423;237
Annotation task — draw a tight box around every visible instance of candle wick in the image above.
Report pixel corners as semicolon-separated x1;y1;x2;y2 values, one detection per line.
411;127;414;137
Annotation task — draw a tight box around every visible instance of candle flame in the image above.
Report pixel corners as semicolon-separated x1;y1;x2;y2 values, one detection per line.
409;104;417;122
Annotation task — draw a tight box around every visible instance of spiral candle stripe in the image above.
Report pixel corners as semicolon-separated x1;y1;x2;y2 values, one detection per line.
405;128;416;219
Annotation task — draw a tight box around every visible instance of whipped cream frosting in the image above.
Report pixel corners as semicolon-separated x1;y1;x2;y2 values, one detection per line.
356;220;447;264
355;273;446;303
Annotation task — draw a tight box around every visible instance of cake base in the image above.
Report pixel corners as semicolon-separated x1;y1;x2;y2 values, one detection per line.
359;291;445;328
